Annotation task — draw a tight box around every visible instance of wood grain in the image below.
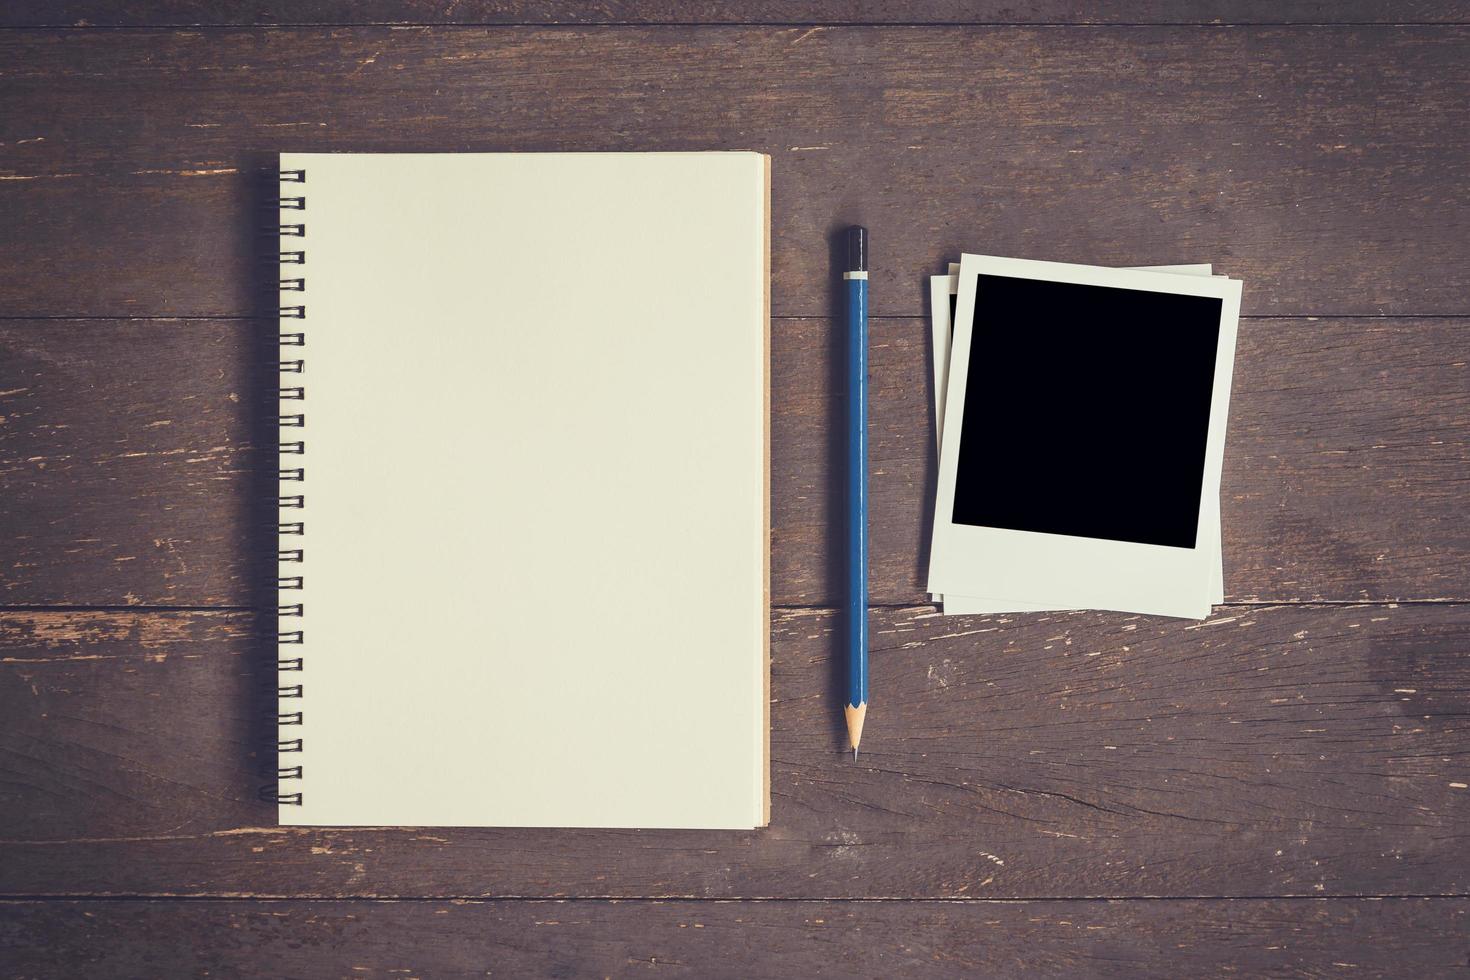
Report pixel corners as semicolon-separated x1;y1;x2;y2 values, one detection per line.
6;2;1470;27
2;898;1467;978
2;14;1468;969
3;605;1466;898
1;28;1468;317
0;320;275;608
3;318;1465;607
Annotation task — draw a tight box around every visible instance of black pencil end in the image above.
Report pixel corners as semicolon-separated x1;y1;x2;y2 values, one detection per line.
844;226;867;273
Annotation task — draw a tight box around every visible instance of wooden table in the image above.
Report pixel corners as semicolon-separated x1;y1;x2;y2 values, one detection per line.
3;3;1468;976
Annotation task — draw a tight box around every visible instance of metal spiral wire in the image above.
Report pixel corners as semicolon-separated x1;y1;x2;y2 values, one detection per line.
269;167;307;807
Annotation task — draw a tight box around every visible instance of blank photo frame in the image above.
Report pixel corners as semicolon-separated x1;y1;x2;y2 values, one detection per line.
928;255;1241;619
929;263;1225;615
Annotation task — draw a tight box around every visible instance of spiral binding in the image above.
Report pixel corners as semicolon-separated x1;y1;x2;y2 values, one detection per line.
268;166;308;809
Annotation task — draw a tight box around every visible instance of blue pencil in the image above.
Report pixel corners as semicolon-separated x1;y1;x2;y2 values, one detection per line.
843;226;869;760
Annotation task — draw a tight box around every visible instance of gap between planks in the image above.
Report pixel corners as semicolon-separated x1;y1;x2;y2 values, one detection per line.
2;314;1470;322
2;894;1469;903
4;22;1470;30
0;599;1466;614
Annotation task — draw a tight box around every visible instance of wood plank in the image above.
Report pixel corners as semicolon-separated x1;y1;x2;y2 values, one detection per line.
2;605;1466;898
2;898;1467;978
0;320;275;608
3;318;1466;606
781;316;1470;606
6;2;1470;27
1;27;1468;317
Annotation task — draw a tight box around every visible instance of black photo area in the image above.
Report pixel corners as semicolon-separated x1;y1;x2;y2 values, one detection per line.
951;274;1222;549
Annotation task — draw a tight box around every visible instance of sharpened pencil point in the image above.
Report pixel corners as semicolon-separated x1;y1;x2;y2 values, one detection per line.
845;702;867;760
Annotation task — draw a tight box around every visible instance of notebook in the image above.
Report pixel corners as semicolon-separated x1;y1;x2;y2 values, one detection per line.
275;152;771;829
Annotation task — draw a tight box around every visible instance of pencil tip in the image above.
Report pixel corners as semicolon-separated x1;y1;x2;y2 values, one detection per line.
844;702;867;763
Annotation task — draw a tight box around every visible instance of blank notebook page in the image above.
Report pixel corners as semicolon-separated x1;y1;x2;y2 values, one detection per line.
279;152;769;829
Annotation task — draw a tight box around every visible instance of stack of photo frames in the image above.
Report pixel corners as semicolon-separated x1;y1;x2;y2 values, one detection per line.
927;255;1243;620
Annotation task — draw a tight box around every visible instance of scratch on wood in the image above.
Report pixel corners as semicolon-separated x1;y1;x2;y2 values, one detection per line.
1;653;115;664
129;168;240;177
350;48;385;76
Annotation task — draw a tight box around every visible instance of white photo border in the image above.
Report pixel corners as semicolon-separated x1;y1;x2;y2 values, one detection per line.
928;254;1241;619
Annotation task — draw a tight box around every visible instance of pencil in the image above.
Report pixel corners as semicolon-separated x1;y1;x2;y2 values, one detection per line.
843;226;869;760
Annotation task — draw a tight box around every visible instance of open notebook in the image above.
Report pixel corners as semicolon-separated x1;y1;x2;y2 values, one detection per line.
276;152;770;829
